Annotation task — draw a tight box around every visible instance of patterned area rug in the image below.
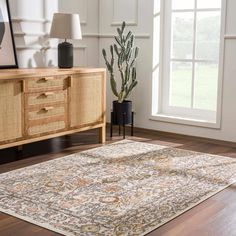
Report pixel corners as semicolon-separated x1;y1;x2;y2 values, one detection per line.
0;140;236;236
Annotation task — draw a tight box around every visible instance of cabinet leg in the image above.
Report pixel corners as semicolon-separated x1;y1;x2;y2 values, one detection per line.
15;145;23;159
99;126;106;144
17;145;23;151
64;135;72;147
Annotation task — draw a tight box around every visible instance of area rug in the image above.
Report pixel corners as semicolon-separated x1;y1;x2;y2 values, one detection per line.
0;140;236;236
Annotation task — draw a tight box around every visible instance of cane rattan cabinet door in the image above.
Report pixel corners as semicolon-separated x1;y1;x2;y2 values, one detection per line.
0;81;23;142
70;73;105;128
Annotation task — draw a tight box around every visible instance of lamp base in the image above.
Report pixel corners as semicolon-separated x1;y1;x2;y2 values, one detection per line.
58;41;73;68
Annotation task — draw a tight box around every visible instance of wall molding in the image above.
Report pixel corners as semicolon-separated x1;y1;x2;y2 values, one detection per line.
99;33;150;39
13;32;150;39
111;21;137;26
16;46;47;50
12;17;50;23
16;45;87;50
111;0;138;26
14;31;46;37
12;17;86;25
224;35;236;39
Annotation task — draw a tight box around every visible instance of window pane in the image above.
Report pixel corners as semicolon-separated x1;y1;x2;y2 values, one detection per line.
194;63;218;110
195;12;221;61
172;0;194;10
197;0;221;9
154;0;161;14
172;13;194;59
170;62;192;107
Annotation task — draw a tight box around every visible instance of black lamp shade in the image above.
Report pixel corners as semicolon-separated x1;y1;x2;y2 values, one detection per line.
58;41;73;68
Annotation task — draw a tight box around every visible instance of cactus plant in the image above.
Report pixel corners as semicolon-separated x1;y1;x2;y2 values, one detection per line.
102;21;139;103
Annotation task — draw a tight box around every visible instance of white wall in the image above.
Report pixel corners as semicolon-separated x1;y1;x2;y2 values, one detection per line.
9;0;99;68
9;0;236;142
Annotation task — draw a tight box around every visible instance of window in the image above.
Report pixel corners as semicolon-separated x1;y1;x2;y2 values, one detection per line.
152;0;225;126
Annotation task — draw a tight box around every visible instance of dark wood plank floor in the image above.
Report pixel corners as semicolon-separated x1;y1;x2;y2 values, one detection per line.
0;127;236;236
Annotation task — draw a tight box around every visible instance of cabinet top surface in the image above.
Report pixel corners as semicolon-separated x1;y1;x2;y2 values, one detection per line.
0;67;106;81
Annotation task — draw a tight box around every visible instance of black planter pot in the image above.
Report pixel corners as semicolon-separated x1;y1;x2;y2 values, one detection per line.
112;100;132;125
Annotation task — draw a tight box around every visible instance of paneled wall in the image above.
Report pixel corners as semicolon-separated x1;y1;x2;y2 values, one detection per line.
9;0;99;68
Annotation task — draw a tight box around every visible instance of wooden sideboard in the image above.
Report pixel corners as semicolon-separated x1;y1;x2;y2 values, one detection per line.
0;68;106;150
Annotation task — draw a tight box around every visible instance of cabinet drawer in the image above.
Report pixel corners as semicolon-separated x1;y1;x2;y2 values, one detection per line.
27;104;66;121
28;119;66;136
26;76;68;92
26;104;67;136
26;91;66;106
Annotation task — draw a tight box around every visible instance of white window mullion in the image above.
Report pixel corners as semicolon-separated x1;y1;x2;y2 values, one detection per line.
159;0;167;113
162;0;172;111
171;58;218;63
191;0;198;108
172;8;221;13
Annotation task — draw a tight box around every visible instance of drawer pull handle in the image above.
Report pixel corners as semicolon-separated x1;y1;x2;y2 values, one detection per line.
42;92;54;97
43;107;54;112
40;77;53;82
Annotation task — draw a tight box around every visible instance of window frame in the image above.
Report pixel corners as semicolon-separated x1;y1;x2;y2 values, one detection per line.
151;0;226;128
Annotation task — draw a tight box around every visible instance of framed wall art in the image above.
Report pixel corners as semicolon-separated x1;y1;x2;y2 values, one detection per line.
0;0;18;68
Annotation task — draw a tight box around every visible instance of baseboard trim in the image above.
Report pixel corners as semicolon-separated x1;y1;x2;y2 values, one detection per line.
106;123;236;148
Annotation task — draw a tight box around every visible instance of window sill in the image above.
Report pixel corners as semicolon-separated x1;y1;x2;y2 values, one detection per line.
150;114;221;129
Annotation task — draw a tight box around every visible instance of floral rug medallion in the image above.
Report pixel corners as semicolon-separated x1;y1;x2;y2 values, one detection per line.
0;140;236;236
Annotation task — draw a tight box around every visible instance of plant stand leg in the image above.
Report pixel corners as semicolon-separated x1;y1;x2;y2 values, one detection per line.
123;113;126;139
131;112;134;136
110;112;113;138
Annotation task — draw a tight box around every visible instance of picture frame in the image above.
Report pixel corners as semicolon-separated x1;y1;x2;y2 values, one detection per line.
0;0;18;69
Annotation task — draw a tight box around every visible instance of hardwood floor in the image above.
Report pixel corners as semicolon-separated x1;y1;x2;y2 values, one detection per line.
0;127;236;236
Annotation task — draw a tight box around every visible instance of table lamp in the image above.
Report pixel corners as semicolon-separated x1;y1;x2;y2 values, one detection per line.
50;13;82;68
